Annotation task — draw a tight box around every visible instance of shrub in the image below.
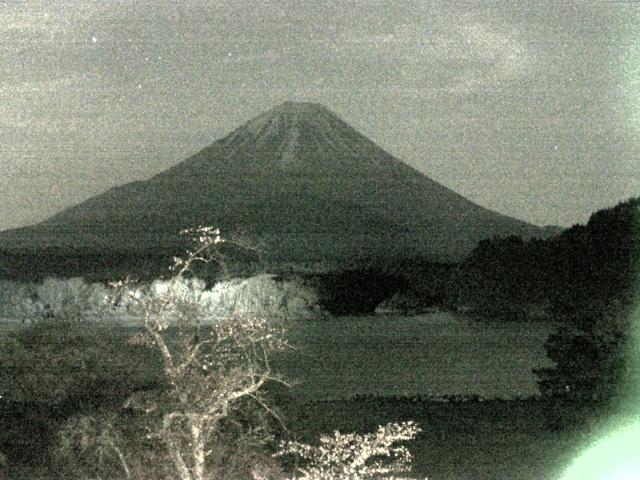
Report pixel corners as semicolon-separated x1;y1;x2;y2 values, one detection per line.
0;277;113;322
535;299;633;402
0;316;162;471
275;421;424;480
52;412;136;479
199;274;323;321
0;273;324;326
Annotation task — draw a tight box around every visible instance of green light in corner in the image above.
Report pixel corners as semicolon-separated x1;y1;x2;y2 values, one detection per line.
561;295;640;480
560;421;640;480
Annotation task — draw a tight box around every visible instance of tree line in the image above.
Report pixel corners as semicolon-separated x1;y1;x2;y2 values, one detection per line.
457;198;640;403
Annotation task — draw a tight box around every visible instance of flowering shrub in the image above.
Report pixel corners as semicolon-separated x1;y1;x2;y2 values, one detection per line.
0;274;322;324
275;421;424;480
0;280;36;318
199;274;323;320
0;277;112;321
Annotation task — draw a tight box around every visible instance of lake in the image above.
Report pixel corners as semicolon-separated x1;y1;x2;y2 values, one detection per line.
275;312;557;401
0;311;557;402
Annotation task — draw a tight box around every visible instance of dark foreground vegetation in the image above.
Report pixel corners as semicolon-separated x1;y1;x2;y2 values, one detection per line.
2;389;617;480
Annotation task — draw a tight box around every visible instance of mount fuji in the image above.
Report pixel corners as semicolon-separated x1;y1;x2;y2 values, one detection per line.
0;102;556;276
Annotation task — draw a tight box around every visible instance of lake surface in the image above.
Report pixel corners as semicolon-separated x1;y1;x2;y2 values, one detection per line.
274;312;557;401
0;311;557;402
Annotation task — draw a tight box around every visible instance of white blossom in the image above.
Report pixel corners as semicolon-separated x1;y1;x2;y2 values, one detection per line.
276;421;425;480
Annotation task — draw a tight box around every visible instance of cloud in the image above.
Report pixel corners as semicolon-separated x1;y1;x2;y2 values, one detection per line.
336;20;533;94
442;23;531;93
0;0;111;45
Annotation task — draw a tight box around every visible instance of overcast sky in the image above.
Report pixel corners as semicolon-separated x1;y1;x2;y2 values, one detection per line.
2;0;639;230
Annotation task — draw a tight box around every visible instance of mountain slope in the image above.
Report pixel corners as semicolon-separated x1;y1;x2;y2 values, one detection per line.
0;101;555;273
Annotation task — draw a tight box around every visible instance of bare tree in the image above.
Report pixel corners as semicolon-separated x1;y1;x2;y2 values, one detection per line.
113;227;289;480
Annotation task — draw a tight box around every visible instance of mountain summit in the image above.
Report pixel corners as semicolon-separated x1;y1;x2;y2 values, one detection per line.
160;101;408;177
0;102;554;275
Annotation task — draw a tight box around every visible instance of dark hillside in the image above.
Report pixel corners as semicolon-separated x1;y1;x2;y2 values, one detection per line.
457;198;640;314
452;197;640;404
